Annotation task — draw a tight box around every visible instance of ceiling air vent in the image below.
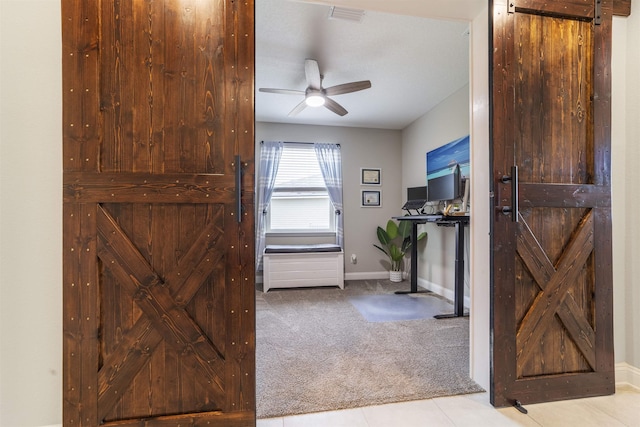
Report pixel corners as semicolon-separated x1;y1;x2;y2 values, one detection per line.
328;6;365;23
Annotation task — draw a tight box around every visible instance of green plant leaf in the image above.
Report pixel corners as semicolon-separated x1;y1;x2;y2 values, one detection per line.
373;219;425;272
397;220;412;239
385;219;399;239
376;226;391;246
401;236;412;253
389;246;403;261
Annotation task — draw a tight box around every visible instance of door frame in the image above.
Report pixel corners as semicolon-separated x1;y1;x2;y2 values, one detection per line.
468;2;491;392
252;2;494;393
253;0;629;403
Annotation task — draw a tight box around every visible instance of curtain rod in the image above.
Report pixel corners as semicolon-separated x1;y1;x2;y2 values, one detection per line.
260;141;340;147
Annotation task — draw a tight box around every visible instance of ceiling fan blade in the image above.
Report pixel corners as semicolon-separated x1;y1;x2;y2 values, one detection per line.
323;97;348;116
324;80;372;96
259;88;305;95
288;99;308;116
305;59;322;90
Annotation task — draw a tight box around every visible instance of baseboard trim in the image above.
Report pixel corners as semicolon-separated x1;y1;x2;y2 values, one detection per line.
418;278;470;308
340;274;471;308
344;271;389;281
616;362;640;389
259;272;471;287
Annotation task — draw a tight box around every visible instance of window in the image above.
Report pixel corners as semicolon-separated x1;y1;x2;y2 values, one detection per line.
268;144;335;233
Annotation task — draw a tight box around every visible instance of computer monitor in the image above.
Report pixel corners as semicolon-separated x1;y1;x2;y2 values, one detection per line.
402;186;428;212
427;164;460;202
426;135;469;202
407;186;427;201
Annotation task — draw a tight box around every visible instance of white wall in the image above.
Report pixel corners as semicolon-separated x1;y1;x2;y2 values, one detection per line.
402;85;471;191
0;1;63;426
401;85;471;302
621;0;640;368
255;122;403;278
612;16;629;367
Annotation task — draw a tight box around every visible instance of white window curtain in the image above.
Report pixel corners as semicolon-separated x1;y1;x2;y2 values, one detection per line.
255;141;284;271
314;143;344;248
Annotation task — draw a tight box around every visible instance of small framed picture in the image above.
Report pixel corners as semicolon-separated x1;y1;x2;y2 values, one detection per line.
361;168;381;185
361;190;381;207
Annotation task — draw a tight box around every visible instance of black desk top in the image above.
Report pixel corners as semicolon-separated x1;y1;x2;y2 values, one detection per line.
393;214;469;224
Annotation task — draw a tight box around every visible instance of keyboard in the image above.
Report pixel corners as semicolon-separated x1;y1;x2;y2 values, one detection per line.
402;199;427;211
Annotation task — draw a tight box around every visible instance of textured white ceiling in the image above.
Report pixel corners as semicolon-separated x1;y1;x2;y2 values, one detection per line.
255;0;478;130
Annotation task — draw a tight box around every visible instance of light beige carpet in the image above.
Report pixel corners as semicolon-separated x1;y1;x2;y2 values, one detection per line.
256;280;484;418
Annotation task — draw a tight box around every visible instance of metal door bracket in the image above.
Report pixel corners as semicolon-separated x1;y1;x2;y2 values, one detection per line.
508;2;515;13
514;400;528;414
595;0;602;25
500;166;519;222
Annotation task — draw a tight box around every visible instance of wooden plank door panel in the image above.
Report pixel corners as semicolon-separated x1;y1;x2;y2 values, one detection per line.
490;0;616;407
96;203;228;421
62;1;255;425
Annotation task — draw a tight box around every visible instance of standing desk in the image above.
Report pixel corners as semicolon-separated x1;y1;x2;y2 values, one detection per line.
393;214;470;318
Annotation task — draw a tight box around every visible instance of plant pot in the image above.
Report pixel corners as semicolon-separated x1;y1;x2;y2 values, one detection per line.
389;270;403;282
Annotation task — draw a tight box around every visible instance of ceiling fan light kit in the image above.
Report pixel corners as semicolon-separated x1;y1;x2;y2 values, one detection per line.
259;59;371;117
305;92;326;107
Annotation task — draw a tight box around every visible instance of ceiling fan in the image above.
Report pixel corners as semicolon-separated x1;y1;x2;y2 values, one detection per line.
258;59;372;117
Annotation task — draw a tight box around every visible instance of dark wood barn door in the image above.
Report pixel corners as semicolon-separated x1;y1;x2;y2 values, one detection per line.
491;0;630;407
62;1;255;425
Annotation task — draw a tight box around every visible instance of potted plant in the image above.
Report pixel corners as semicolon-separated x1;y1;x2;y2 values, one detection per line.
374;219;426;282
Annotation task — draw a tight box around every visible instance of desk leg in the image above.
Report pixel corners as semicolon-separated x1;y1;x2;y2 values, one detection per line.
434;220;469;318
395;221;429;295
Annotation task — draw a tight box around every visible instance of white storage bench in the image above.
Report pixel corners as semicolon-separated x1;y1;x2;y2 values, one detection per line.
262;244;344;292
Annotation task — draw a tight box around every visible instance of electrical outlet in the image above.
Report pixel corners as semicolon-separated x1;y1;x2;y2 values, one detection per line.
350;254;357;264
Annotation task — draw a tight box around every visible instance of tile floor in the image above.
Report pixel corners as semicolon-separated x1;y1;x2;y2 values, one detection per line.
257;384;640;426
